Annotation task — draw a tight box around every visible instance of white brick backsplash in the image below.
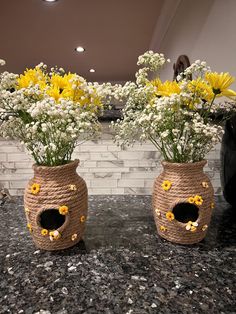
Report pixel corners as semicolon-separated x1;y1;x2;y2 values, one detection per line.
0;136;222;195
91;179;117;188
118;179;145;188
90;152;118;160
0;154;7;161
93;167;129;173
9;180;28;188
7;153;31;162
79;145;108;152
118;151;144;160
88;188;112;195
122;172;158;179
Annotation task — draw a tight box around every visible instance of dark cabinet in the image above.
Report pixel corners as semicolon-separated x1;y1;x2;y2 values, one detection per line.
220;115;236;206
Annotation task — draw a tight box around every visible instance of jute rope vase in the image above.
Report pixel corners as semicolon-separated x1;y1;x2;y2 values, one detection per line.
24;160;88;251
152;160;214;245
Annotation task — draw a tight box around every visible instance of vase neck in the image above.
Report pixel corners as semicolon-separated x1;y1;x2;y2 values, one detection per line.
33;160;79;179
162;160;207;175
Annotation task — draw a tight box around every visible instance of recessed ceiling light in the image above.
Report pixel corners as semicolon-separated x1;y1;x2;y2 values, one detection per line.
43;0;57;2
89;69;95;73
75;46;85;53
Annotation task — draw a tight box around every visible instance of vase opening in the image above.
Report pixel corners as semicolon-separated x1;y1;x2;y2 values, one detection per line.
39;209;66;230
172;203;199;223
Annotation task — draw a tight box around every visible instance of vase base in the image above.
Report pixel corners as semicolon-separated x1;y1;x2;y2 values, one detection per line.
157;230;206;245
32;236;83;251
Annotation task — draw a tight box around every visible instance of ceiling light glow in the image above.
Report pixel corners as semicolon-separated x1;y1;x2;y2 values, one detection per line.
75;46;85;52
89;69;95;73
44;0;57;2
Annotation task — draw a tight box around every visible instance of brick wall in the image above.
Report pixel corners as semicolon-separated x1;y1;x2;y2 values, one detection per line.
0;124;222;195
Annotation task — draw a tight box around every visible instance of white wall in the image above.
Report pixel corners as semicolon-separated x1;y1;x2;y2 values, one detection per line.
151;0;236;88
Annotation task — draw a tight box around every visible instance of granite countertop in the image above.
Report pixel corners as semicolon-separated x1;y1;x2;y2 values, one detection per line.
0;196;235;314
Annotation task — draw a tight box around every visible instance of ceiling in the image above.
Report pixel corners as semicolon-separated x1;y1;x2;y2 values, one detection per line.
0;0;164;82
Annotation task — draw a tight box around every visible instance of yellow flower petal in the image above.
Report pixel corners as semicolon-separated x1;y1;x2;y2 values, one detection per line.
161;180;172;191
166;211;175;221
160;225;167;232
59;205;69;215
30;183;40;195
41;229;48;236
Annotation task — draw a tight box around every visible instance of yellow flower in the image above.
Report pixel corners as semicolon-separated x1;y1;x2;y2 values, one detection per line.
80;215;86;223
59;205;69;215
166;211;175;221
188;79;214;103
211;202;215;209
41;229;48;236
160;225;167;232
202;224;208;231
71;233;78;241
27;223;33;233
30;183;40;195
188;196;195;204
194;195;203;206
186;221;198;232
155;208;161;217
156;80;181;96
161;180;172;191
49;230;61;241
17;67;47;89
201;181;209;188
205;72;236;98
69;184;77;191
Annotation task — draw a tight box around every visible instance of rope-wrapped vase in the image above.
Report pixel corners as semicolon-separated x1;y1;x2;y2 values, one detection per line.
24;160;88;251
152;160;214;245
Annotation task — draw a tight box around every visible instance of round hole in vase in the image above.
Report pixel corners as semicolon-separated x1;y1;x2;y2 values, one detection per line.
172;202;199;223
39;208;66;230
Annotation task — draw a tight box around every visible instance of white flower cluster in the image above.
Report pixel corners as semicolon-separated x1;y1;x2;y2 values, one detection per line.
112;51;232;163
0;66;111;166
136;51;170;86
0;59;6;66
137;50;170;72
177;60;211;81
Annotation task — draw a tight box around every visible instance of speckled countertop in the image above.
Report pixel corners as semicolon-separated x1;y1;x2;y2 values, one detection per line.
1;196;235;314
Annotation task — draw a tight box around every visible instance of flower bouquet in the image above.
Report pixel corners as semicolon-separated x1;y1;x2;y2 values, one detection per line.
112;51;236;244
0;62;109;250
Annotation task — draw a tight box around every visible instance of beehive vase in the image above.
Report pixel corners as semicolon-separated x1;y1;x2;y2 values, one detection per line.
24;160;88;251
152;160;214;244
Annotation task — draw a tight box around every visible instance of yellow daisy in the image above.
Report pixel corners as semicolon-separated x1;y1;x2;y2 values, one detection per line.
188;196;195;204
156;80;181;96
80;215;86;223
166;211;175;221
160;225;167;232
30;183;40;195
41;229;48;236
161;180;172;191
205;72;236;98
59;205;69;215
194;195;203;206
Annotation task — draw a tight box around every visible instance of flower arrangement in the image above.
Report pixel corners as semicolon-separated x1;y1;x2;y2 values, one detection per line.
0;62;110;166
112;51;236;163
